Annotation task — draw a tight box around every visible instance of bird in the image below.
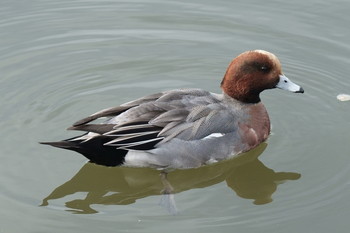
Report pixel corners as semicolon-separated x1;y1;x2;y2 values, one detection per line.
41;50;304;169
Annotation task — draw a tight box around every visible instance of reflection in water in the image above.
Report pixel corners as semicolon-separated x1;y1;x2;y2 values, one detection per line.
41;143;300;214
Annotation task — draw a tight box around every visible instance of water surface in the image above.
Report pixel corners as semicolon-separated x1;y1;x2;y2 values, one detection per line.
1;0;350;232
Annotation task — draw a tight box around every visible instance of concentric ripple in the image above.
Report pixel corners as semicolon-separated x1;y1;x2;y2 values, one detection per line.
1;0;350;232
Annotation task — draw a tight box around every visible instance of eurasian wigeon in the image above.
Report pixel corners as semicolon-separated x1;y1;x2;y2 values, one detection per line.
41;50;304;169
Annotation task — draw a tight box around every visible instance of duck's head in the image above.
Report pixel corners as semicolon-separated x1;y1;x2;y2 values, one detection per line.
221;50;304;103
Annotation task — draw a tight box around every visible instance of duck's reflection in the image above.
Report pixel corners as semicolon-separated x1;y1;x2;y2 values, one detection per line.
41;143;300;214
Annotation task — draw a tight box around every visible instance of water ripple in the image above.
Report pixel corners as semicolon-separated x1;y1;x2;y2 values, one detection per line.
1;0;350;231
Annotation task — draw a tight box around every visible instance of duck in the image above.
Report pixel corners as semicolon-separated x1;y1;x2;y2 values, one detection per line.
41;50;304;169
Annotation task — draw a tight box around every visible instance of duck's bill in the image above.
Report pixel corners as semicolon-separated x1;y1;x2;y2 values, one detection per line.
276;74;304;93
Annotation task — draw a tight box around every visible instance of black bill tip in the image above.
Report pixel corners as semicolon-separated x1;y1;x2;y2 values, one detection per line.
295;87;304;93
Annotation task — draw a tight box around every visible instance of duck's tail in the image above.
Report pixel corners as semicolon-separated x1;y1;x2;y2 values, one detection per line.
40;136;127;166
40;140;79;149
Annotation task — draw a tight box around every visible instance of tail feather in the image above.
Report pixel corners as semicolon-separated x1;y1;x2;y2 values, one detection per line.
40;136;127;166
39;141;79;149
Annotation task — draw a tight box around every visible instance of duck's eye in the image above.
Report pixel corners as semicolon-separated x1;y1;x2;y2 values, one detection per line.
260;66;270;73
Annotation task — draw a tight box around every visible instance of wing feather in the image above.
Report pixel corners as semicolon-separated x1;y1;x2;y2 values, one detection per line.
66;89;236;152
68;124;115;134
104;124;160;136
150;109;189;126
72;106;131;126
186;106;212;122
104;131;161;146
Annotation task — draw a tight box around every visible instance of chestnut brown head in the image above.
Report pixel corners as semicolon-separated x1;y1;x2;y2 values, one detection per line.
221;50;303;103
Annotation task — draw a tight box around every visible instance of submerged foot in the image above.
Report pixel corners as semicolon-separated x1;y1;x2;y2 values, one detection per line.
159;171;178;214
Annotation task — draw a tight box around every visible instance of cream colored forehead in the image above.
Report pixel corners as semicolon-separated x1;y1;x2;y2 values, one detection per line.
254;50;279;62
254;50;281;67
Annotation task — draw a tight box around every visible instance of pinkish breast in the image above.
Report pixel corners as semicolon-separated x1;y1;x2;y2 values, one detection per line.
239;103;270;151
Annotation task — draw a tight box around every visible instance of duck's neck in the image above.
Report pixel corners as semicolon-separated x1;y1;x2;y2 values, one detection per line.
220;81;261;104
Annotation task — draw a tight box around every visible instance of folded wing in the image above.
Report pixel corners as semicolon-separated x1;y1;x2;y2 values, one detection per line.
68;89;237;151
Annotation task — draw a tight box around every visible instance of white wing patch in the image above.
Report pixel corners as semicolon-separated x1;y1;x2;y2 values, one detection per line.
203;133;225;140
